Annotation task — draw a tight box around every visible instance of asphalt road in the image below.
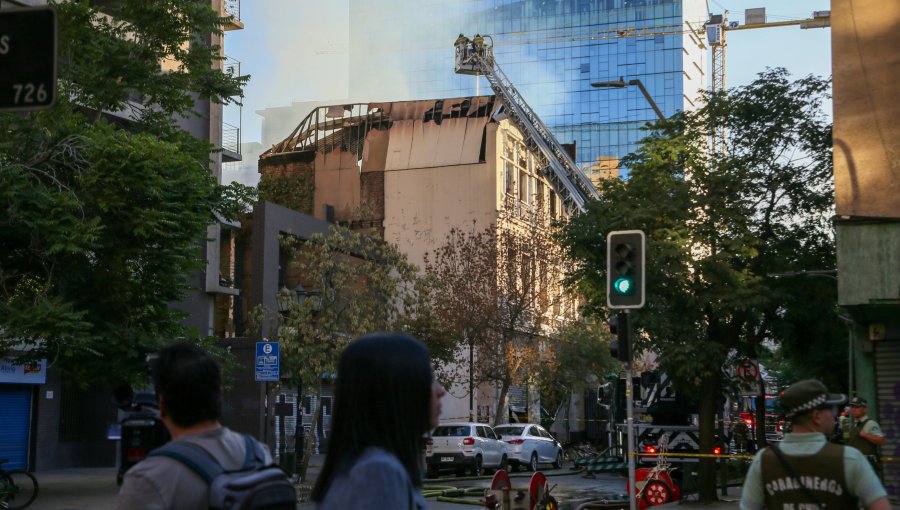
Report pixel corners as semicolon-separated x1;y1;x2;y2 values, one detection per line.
26;463;629;510
417;466;629;509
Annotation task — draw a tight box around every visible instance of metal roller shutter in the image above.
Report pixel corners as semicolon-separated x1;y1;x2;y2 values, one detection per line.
0;385;33;471
874;340;900;502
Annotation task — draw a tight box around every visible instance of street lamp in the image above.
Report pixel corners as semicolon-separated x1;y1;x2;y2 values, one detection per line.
591;76;665;121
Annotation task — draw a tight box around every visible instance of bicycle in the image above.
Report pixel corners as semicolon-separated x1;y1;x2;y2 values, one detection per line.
0;459;38;510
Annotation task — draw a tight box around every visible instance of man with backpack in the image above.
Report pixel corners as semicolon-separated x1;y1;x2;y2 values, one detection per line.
116;343;296;509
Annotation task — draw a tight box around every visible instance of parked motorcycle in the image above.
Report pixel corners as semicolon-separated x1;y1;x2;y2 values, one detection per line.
110;385;170;485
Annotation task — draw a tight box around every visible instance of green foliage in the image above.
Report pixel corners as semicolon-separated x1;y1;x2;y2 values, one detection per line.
559;68;834;500
258;174;314;214
276;226;426;390
561;68;835;393
55;0;246;119
217;181;259;222
0;0;247;385
534;320;618;421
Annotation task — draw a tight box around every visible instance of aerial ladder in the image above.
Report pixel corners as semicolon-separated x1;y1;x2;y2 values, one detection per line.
454;35;600;214
455;10;829;201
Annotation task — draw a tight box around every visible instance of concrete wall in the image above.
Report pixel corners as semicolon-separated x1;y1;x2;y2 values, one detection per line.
680;0;709;112
832;0;900;219
34;368;117;471
836;223;900;307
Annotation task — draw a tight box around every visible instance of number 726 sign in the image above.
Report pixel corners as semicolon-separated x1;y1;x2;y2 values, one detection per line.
0;7;57;112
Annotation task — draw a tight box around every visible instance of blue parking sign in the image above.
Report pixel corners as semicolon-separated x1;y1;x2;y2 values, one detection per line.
255;341;280;382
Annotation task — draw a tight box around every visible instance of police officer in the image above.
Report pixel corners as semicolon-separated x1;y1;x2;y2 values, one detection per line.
739;380;889;510
847;396;886;479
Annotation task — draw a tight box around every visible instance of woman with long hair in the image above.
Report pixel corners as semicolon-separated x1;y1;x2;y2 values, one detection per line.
312;332;446;509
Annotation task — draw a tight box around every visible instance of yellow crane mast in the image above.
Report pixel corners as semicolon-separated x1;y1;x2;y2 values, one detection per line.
706;8;831;155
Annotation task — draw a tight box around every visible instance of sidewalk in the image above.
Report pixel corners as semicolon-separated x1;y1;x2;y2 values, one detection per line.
29;468;119;510
295;453;324;507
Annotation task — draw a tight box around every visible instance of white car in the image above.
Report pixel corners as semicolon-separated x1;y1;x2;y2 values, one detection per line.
425;422;509;478
493;423;564;471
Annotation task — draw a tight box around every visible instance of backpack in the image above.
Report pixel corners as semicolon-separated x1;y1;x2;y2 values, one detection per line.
148;434;297;510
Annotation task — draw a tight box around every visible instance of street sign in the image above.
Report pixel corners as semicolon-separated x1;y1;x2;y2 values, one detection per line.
737;359;760;383
255;341;280;382
0;6;57;112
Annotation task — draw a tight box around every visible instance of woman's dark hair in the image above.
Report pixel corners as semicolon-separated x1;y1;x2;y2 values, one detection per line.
153;343;222;427
311;333;433;501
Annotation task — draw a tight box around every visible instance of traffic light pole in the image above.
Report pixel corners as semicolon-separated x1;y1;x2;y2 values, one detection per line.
606;229;644;509
624;309;636;510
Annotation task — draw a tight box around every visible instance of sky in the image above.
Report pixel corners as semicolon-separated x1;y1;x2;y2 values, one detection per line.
222;0;832;179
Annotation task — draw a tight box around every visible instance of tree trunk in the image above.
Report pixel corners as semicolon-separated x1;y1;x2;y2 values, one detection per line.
697;372;721;503
755;375;768;450
298;386;323;481
468;338;475;421
494;380;510;426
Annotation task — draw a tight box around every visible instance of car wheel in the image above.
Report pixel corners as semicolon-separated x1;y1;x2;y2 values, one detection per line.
529;452;539;472
552;450;563;469
498;455;508;473
473;455;484;477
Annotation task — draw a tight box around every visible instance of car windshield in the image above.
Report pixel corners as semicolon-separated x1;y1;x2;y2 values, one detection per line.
495;426;525;436
433;426;470;437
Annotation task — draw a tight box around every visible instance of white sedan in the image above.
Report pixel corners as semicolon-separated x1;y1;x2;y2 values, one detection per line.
493;423;564;471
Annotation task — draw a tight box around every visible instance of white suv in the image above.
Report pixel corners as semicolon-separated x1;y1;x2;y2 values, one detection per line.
425;422;508;478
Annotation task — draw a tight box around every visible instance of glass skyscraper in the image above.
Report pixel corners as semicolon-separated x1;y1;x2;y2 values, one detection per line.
346;0;709;176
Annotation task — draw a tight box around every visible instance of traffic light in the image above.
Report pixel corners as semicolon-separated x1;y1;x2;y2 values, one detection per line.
607;311;630;362
607;230;646;309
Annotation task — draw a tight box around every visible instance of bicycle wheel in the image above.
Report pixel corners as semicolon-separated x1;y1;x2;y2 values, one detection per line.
1;471;38;510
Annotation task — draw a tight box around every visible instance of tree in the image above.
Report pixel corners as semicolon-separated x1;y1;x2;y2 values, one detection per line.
276;224;435;479
424;223;499;418
425;201;571;425
0;0;248;385
559;69;834;501
533;320;619;438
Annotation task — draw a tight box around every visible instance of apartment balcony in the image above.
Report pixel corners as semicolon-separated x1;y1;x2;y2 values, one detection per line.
221;54;242;162
222;122;241;162
223;0;243;31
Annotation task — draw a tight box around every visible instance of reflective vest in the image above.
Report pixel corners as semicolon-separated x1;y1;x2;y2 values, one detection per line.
847;418;878;457
760;442;857;509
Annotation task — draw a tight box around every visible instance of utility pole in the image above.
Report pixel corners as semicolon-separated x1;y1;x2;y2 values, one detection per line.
624;309;636;510
606;230;645;510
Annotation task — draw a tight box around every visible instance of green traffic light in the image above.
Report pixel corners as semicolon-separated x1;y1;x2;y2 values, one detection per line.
613;276;633;295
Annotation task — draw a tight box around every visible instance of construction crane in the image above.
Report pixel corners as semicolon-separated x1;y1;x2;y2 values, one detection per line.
705;8;831;155
706;8;831;95
454;35;600;214
493;22;705;47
